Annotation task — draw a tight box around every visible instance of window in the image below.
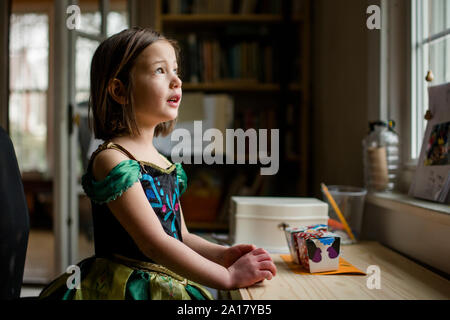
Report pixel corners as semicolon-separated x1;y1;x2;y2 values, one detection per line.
411;0;450;160
9;13;49;174
8;1;128;176
75;0;129;105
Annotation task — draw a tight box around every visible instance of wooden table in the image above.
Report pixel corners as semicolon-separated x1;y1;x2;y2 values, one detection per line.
225;241;450;300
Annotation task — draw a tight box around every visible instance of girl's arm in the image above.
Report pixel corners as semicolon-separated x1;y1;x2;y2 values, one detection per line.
93;150;276;290
179;206;267;268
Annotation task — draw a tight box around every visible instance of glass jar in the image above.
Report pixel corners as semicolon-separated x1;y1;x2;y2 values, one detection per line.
362;120;400;192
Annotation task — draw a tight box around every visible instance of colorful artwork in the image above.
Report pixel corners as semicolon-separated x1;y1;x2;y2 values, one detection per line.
410;83;450;203
424;121;450;166
285;224;341;273
284;224;328;264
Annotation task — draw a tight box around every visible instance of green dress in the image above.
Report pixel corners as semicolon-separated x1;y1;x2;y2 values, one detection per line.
39;142;213;300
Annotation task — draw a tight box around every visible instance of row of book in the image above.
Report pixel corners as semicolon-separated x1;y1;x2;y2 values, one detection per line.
178;33;279;84
164;0;283;15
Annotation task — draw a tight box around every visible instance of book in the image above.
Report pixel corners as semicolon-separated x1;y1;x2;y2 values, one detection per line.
187;33;199;83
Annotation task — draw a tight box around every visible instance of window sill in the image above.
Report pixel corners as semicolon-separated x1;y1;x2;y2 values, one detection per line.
366;191;450;218
364;191;450;275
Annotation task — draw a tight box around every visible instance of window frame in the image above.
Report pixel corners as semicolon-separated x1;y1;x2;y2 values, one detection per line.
410;0;450;163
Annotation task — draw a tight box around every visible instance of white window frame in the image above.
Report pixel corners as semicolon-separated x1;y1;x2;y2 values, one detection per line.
411;0;450;162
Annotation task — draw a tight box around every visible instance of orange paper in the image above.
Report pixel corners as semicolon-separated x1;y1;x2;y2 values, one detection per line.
280;254;366;275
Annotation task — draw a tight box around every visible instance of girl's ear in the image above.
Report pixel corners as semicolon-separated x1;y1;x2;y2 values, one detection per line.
107;78;127;105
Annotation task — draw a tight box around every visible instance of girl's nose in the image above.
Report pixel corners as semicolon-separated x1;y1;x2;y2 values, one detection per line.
170;74;182;89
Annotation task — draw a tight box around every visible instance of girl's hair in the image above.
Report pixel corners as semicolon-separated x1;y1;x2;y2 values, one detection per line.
89;27;180;140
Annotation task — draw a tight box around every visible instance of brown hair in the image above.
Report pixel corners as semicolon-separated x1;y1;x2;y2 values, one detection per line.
89;27;180;140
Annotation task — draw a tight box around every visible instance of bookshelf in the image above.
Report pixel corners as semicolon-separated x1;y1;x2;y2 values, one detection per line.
149;0;311;231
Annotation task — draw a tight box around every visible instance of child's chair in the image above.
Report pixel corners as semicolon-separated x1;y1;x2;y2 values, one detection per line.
0;126;30;299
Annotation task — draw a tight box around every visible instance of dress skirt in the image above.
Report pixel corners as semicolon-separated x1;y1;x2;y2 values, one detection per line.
38;254;214;300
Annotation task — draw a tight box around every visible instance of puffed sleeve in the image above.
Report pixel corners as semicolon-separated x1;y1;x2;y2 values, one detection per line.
175;163;187;195
81;159;142;204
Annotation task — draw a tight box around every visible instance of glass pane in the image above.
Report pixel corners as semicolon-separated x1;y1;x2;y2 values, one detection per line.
428;37;450;85
76;37;98;104
9;92;47;173
428;0;450;36
79;0;102;35
9;13;48;173
108;0;129;36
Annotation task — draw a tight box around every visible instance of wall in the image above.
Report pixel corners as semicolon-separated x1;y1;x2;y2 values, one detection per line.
311;0;370;198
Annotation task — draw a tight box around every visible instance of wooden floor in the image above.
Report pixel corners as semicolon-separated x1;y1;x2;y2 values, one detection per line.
23;228;94;284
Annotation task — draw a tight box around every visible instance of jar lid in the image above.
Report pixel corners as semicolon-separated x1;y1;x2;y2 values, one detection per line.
369;121;387;132
369;120;396;132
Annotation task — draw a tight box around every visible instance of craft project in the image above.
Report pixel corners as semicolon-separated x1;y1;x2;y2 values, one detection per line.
285;224;341;273
284;224;327;264
409;83;450;203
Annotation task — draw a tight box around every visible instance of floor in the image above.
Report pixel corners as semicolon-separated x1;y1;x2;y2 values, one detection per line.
20;285;45;298
21;228;94;298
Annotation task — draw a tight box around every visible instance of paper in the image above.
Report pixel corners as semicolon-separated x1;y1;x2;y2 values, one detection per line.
280;254;366;276
409;83;450;203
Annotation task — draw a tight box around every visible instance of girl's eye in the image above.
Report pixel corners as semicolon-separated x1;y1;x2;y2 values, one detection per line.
155;67;164;74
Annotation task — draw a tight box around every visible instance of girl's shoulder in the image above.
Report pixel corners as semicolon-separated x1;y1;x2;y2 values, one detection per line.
92;146;133;181
82;142;142;204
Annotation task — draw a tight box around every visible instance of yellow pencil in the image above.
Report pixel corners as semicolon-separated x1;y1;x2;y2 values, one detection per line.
321;183;356;241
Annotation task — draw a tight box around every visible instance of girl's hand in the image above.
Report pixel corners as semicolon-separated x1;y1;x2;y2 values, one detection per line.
221;244;256;268
227;248;277;289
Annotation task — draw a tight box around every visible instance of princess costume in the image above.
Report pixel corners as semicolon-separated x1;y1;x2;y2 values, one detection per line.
39;142;213;300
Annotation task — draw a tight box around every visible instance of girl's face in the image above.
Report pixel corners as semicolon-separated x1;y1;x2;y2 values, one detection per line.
131;40;182;128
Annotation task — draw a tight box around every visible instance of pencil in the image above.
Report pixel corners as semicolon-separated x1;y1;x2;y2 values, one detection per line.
321;183;356;241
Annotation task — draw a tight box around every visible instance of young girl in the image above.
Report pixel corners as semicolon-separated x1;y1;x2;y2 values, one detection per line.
39;27;276;300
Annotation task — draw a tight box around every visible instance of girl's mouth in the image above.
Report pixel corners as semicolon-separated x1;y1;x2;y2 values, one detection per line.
167;94;181;108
